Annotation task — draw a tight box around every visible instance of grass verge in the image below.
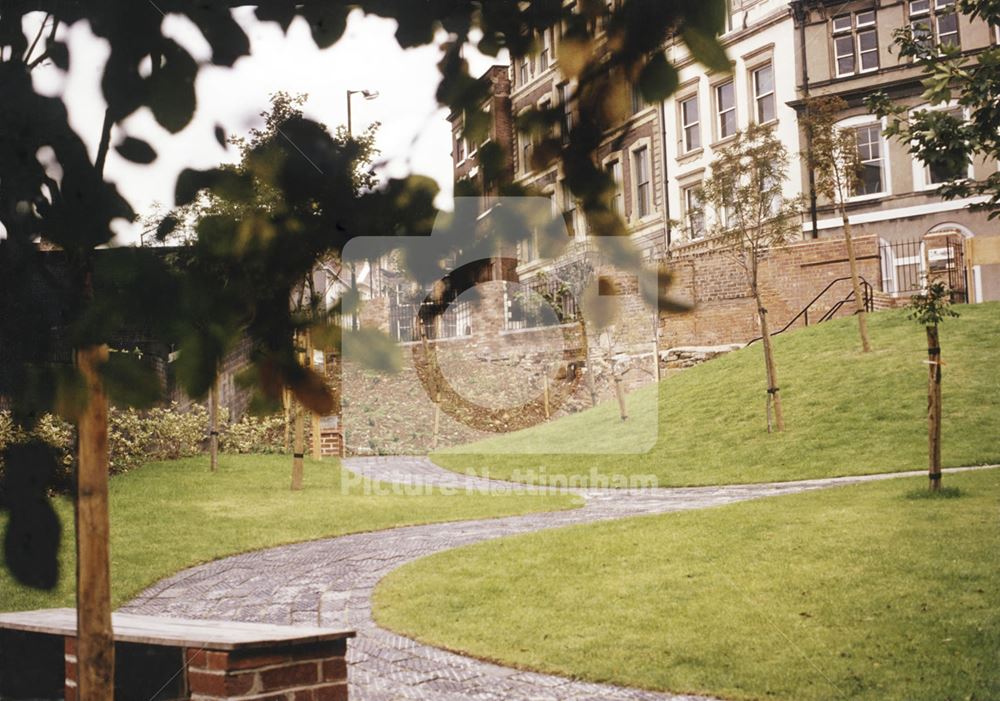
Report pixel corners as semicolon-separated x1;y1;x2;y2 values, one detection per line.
0;454;579;612
434;303;1000;486
374;467;1000;701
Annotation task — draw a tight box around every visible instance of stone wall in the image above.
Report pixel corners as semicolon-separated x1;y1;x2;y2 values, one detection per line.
341;322;661;455
343;234;892;454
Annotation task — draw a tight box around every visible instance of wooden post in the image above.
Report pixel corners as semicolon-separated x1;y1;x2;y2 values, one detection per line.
543;372;550;419
613;375;627;421
927;324;942;491
652;310;661;382
282;388;291;453
432;392;441;450
307;332;322;461
209;378;219;472
76;344;114;701
292;399;304;491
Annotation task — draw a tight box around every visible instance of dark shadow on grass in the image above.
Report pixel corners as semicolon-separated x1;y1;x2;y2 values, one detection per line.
904;486;965;500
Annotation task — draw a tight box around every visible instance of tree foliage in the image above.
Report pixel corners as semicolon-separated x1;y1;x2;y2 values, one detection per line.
0;0;731;587
700;123;802;284
867;0;1000;217
700;123;801;432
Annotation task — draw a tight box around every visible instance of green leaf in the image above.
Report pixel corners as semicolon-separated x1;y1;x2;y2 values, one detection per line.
301;5;348;49
100;352;162;409
639;53;680;103
682;27;731;74
46;40;68;70
146;41;198;133
343;328;402;374
115;136;157;164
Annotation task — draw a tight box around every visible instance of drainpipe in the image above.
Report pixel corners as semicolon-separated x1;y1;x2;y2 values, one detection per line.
795;1;820;239
660;89;672;254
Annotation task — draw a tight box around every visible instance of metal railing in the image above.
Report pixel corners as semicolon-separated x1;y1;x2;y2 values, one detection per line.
747;276;873;346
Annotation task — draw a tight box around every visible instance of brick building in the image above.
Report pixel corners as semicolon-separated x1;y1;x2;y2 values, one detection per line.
441;0;999;343
790;0;1000;303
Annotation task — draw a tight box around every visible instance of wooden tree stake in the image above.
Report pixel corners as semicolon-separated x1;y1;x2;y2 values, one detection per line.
543;372;550;419
432;391;441;450
209;378;219;472
614;375;628;421
76;344;114;701
292;399;304;491
927;324;942;491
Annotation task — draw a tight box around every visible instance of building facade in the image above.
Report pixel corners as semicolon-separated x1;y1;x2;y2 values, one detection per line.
441;0;999;344
791;0;1000;301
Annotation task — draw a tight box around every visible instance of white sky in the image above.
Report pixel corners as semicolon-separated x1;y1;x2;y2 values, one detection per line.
28;8;505;245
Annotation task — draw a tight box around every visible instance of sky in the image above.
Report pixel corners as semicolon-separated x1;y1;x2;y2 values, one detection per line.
28;8;505;245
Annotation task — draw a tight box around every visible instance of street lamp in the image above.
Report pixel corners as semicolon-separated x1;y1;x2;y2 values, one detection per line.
346;89;379;134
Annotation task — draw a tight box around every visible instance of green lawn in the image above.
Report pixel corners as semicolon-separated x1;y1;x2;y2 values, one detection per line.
434;303;1000;486
0;454;578;612
374;467;1000;701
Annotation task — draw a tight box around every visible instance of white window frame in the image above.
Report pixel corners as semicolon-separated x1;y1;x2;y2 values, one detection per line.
455;132;466;163
909;103;974;190
715;80;737;141
837;114;892;202
679;93;701;153
603;155;624;217
682;182;705;239
909;0;960;51
631;141;655;221
856;23;879;73
560;179;583;240
751;63;776;124
539;27;555;71
558;83;574;144
833;11;880;78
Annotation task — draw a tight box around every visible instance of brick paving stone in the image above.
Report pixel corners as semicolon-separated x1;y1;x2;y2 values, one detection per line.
122;457;990;701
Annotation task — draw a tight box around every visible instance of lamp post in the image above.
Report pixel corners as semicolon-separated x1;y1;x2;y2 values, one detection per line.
346;89;379;134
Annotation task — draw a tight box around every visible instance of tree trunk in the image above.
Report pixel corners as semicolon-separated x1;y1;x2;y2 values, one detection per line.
840;212;872;353
927;325;942;491
208;379;219;472
282;388;291;453
756;293;785;432
76;344;114;701
306;332;322;461
291;399;304;491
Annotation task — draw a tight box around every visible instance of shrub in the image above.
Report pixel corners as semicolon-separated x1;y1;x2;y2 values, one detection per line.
2;402;210;486
219;413;286;454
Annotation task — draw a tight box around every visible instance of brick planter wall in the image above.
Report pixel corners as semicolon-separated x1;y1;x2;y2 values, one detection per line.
63;636;348;701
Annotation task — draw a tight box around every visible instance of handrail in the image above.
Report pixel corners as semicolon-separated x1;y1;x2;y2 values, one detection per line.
747;276;873;345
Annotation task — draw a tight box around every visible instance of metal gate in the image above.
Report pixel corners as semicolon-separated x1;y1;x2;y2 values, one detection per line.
878;238;967;302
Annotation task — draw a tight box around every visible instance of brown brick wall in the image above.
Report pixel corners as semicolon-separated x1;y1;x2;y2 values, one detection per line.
660;235;884;346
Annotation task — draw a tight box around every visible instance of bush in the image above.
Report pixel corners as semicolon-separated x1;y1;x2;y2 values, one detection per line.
1;404;287;498
219;413;286;454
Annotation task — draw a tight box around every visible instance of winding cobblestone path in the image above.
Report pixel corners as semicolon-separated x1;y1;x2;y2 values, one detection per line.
123;458;986;701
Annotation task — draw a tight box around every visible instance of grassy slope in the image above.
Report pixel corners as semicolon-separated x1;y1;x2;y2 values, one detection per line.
434;303;1000;486
0;454;578;612
374;468;1000;701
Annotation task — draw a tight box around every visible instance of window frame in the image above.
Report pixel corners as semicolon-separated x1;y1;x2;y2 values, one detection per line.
632;143;653;220
909;103;974;190
714;79;737;142
750;63;776;124
679;93;702;154
681;182;706;240
836;115;892;202
604;156;624;217
908;0;960;51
